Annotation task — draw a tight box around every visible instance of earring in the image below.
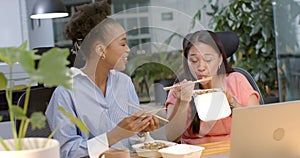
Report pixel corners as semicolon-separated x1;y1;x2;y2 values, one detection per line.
96;46;105;60
96;47;103;55
100;53;106;60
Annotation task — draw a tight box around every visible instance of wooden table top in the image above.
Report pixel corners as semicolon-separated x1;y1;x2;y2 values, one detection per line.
198;140;230;157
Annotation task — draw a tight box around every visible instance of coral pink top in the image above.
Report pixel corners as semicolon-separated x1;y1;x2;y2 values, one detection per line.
165;72;259;145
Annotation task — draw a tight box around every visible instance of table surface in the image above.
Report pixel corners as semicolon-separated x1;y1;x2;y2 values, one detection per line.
199;140;230;157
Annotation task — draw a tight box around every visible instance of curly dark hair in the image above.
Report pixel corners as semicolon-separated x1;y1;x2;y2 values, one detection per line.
64;1;111;43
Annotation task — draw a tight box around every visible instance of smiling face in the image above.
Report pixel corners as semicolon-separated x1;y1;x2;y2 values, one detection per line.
88;21;131;71
187;42;223;84
104;29;130;71
80;18;131;72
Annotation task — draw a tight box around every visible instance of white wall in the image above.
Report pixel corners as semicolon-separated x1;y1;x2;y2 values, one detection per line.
0;0;55;49
0;0;24;47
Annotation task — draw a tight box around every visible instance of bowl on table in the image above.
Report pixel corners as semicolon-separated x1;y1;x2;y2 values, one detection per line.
158;144;205;158
132;140;177;157
192;88;231;121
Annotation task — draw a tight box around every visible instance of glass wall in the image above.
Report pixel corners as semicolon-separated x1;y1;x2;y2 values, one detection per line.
112;0;151;55
273;0;300;101
53;0;101;47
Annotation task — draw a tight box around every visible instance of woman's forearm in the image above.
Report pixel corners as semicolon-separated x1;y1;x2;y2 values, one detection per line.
107;128;125;147
165;100;190;141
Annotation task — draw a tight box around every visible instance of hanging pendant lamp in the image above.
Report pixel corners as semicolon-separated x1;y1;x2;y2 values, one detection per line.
30;0;69;19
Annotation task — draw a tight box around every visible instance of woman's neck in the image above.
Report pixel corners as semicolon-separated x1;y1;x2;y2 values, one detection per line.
82;61;110;96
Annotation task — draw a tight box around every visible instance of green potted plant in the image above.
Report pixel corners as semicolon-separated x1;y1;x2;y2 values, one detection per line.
0;41;80;157
126;50;183;103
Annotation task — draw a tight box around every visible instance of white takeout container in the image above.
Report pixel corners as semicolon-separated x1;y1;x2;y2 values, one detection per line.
158;144;205;158
132;140;177;158
193;89;231;121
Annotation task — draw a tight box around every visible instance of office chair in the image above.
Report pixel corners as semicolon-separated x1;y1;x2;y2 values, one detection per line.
17;87;55;137
216;31;264;104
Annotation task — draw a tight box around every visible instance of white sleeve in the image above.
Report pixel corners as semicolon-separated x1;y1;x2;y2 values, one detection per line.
87;133;109;158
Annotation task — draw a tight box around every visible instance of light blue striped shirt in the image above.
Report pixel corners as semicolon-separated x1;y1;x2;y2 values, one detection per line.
45;68;140;158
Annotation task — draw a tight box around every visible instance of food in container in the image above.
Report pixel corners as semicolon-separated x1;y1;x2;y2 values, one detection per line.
158;144;205;158
140;141;169;150
132;140;177;158
193;88;220;95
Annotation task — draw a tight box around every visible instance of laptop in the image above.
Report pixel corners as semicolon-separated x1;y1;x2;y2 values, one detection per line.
230;100;300;158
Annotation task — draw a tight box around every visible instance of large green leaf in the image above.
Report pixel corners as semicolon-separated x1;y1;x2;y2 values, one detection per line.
19;49;39;75
0;47;20;66
0;42;29;66
0;41;39;78
32;48;73;89
58;106;89;137
30;112;46;130
10;105;27;120
0;72;7;90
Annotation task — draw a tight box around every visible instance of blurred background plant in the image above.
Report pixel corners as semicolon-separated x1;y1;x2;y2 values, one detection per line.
125;50;182;103
194;0;278;98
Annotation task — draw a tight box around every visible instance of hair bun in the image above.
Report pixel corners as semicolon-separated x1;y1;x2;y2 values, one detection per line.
64;1;112;42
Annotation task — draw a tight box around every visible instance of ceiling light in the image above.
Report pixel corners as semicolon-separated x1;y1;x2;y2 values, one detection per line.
30;0;68;19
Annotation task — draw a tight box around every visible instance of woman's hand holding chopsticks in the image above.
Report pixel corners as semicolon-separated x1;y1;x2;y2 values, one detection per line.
107;111;154;146
127;102;169;123
172;79;195;102
163;76;212;91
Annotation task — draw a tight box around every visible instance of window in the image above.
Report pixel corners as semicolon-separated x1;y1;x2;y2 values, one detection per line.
127;18;139;36
138;0;149;12
53;0;94;47
140;17;149;34
161;12;173;21
125;3;137;13
128;39;139;48
113;2;124;13
112;0;151;54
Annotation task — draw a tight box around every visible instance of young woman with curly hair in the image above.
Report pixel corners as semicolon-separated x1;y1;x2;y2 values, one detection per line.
46;1;159;158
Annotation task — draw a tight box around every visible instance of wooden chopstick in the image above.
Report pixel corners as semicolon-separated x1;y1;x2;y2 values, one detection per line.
148;107;167;113
127;102;143;111
163;76;212;91
126;102;169;123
